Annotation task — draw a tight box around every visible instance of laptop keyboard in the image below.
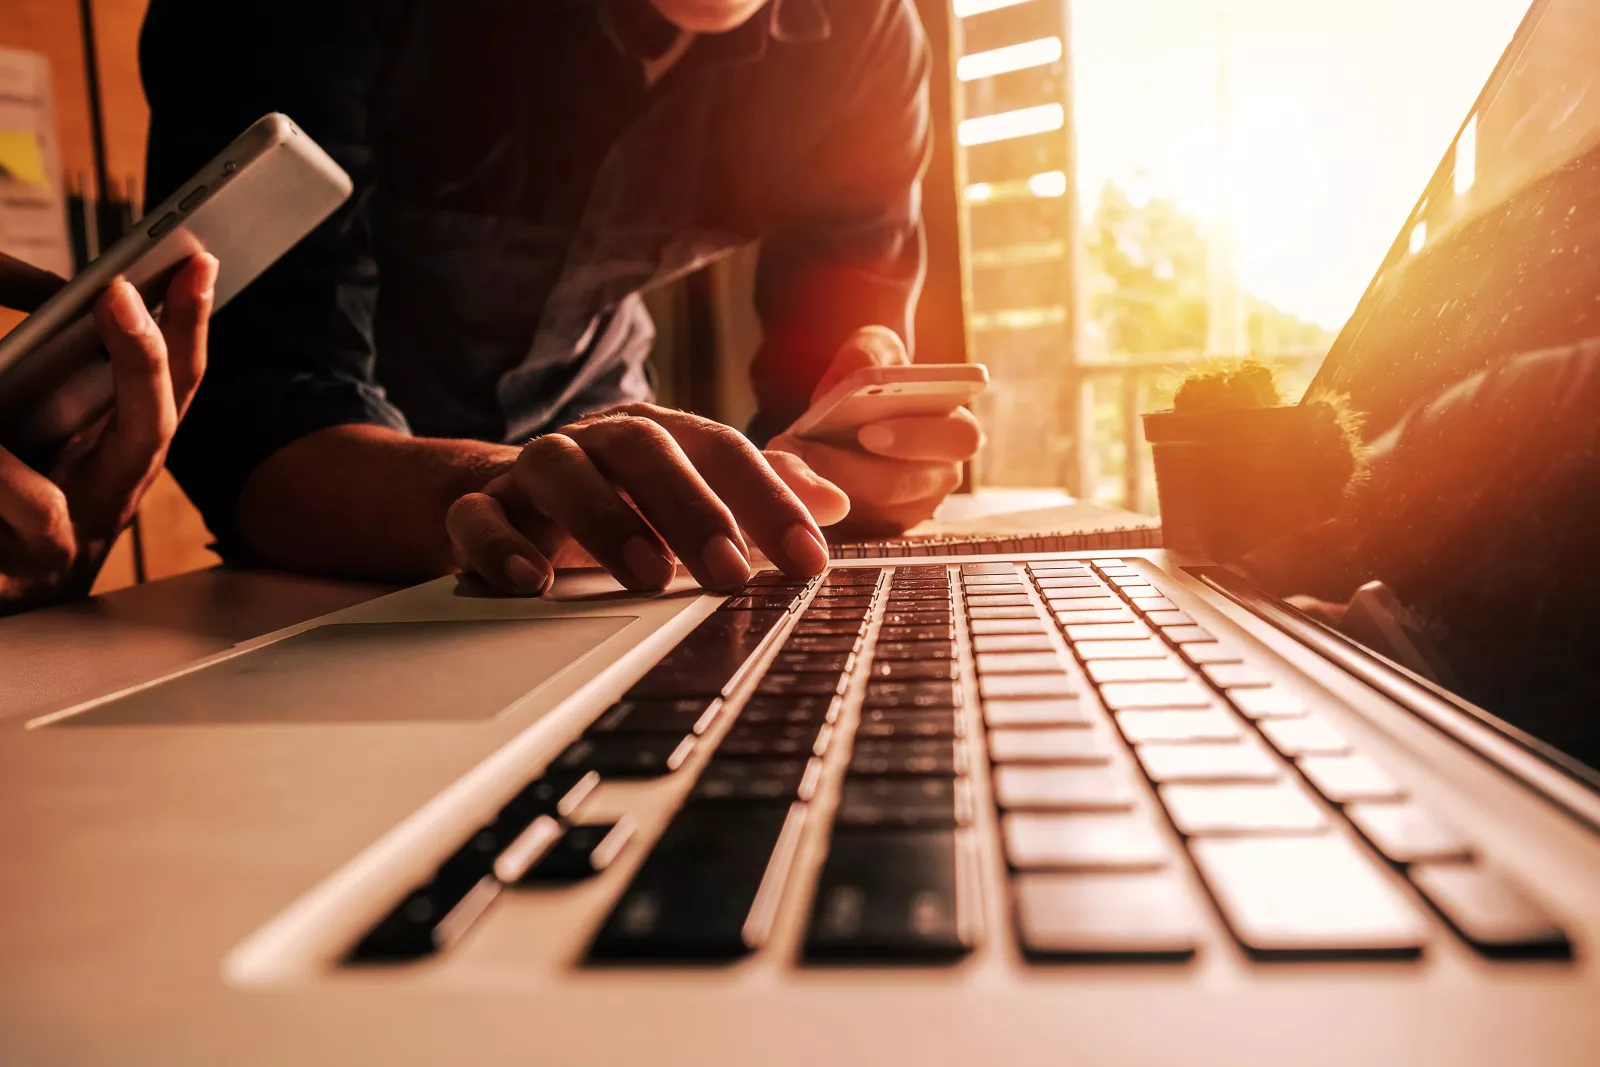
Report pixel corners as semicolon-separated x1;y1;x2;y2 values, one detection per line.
348;559;1571;966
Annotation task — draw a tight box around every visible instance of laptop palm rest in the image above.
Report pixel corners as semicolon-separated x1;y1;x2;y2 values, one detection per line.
57;618;636;726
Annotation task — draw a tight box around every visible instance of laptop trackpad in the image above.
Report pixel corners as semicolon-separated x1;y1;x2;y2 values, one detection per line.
60;618;637;726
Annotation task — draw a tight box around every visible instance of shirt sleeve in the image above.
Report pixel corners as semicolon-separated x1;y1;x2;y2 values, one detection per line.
747;0;932;445
141;0;406;550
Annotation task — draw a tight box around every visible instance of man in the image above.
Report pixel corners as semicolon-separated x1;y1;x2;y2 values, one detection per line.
140;0;981;596
0;252;216;615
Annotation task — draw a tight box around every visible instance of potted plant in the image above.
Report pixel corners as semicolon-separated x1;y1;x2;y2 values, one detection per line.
1142;359;1364;560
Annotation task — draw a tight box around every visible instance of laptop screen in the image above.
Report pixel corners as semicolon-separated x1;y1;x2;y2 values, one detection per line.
1265;0;1600;775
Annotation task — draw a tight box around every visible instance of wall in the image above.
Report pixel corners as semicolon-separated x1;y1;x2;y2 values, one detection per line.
0;0;219;591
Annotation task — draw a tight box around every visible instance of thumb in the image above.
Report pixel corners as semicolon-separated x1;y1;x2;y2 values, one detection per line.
811;325;909;401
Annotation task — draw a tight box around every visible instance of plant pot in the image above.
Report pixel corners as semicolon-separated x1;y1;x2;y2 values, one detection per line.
1143;404;1342;561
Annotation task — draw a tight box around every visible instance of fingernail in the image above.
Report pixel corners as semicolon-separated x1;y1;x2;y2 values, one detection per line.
858;424;895;453
107;279;150;334
781;524;829;576
623;535;675;589
701;533;751;591
503;555;550;595
197;254;220;298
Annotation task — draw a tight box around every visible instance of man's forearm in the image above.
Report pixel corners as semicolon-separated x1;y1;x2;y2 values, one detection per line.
235;424;519;582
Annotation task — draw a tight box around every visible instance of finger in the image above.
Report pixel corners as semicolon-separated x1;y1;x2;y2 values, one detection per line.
158;253;219;418
506;432;683;592
445;492;554;596
0;250;67;312
774;436;961;509
810;324;909;400
857;408;984;462
762;447;851;526
563;416;756;591
95;277;176;479
0;445;75;571
638;409;829;579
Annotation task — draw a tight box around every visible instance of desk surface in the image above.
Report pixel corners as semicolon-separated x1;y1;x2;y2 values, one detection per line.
0;489;1112;726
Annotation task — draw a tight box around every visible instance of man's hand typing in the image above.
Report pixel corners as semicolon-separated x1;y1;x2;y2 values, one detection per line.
445;404;850;595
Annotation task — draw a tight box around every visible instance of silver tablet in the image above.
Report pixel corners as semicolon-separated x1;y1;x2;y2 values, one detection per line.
0;113;352;462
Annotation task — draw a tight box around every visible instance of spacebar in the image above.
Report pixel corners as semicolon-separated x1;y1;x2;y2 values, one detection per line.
588;803;805;960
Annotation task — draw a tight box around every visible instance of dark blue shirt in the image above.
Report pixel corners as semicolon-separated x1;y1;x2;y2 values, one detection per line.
140;0;930;543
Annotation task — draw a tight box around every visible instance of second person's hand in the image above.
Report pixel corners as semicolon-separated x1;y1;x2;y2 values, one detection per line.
445;404;851;596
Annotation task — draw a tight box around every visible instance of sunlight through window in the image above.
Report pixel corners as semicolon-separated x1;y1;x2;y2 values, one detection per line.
957;37;1063;82
953;0;1037;18
1454;114;1478;196
958;103;1065;146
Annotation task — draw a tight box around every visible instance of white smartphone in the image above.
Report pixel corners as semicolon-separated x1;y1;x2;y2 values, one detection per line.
784;363;989;446
0;113;352;463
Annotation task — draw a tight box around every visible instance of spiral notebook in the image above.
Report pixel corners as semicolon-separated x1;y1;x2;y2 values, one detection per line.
830;500;1162;559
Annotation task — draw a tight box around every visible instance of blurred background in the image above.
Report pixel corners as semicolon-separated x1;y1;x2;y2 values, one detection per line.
0;0;1533;590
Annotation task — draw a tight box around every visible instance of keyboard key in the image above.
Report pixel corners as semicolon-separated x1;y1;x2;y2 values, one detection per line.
738;695;838;726
1159;782;1328;835
1257;715;1352;757
1116;709;1243;744
850;738;965;777
970;618;1047;635
792;620;865;637
802;608;871;623
1041;587;1116;603
350;874;501;962
589;698;722;736
871;660;959;681
1086;658;1187;683
1074;638;1168;660
980;673;1075;700
1013;872;1198;960
961;563;1015;574
1098;680;1212;710
883;613;955;628
1054;608;1136;626
692;757;819;802
992;765;1136;811
497;771;600;825
983;697;1090;727
856;708;962;739
885;589;950;603
1136;743;1280;783
962;573;1024;586
1181;641;1243;665
1189;836;1427;958
783;635;858;654
824;569;881;585
1122;587;1164;600
1161;625;1214;643
746;569;809;587
1408;864;1569;957
717;718;830;759
513;820;634;884
1107;574;1149;586
864;680;962;709
1228;687;1308;719
755;672;847;698
804;829;976;960
1033;576;1101;589
975;651;1064;675
966;606;1039;620
808;596;872;610
973;633;1055;653
965;593;1033;608
1345;803;1472;865
1143;607;1191;625
626;611;785;696
836;777;971;829
988;728;1111;764
1298;755;1407;803
1003;812;1169;871
1044;596;1124;612
553;735;696;778
1066;622;1152;641
719;594;801;611
590;803;805;960
1201;663;1273;688
879;624;955;642
771;651;854;673
873;641;955;661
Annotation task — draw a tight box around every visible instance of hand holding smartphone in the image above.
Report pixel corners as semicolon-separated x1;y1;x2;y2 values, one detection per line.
783;363;989;448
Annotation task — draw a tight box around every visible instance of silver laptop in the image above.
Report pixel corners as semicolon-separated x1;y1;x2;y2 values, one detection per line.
5;0;1600;1062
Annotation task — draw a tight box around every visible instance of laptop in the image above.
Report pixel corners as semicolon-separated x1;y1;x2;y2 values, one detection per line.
4;0;1599;1062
